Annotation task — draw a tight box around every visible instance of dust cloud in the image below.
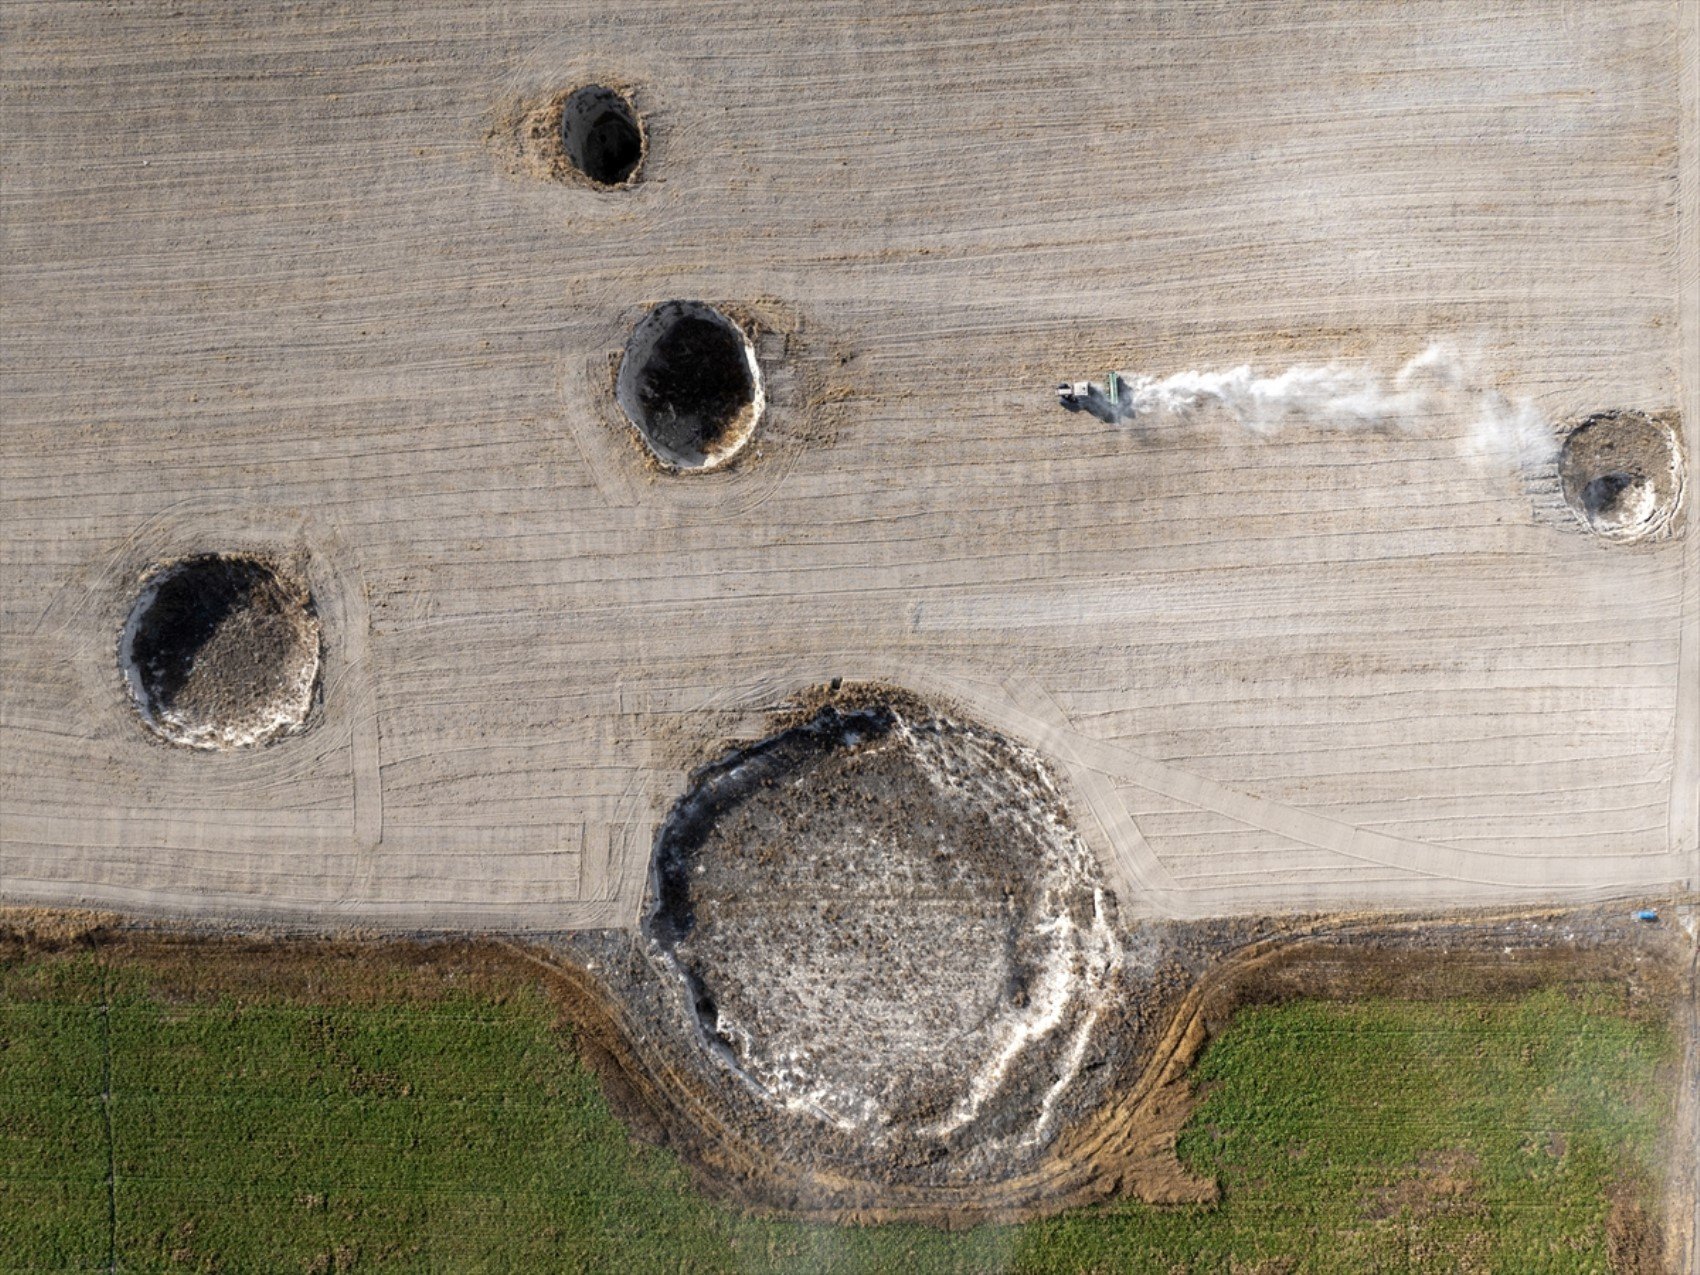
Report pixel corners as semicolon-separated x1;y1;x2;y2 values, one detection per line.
1088;342;1558;469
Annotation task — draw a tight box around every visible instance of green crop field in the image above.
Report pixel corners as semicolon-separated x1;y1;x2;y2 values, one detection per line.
0;940;1676;1274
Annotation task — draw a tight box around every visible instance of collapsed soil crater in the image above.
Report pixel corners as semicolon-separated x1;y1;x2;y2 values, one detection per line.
561;85;643;187
1559;410;1686;542
647;698;1121;1162
616;301;764;470
119;555;320;750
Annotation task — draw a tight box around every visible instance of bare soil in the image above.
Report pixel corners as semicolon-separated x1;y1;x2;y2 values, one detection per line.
498;81;647;190
5;0;1693;936
1610;1187;1668;1275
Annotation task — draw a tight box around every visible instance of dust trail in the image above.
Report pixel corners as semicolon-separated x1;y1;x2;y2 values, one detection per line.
1084;342;1558;469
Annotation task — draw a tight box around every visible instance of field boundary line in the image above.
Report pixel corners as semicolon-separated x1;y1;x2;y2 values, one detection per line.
95;937;118;1274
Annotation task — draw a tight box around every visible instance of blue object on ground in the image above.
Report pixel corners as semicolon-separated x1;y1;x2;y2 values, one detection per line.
1634;908;1659;922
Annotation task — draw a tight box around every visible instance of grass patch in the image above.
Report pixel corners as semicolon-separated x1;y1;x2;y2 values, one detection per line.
0;941;1675;1273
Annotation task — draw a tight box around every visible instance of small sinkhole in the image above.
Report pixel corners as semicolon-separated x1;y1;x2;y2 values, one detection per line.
615;300;764;470
561;85;643;187
1559;410;1686;543
119;555;320;750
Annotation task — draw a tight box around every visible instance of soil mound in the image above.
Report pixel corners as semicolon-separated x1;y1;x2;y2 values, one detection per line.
1559;410;1686;542
560;85;642;187
616;301;763;470
647;700;1120;1160
119;555;320;750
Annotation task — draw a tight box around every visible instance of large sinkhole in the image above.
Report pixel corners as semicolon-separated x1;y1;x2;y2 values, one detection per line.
119;555;320;750
561;85;643;187
647;697;1120;1150
1559;410;1686;542
616;300;764;470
